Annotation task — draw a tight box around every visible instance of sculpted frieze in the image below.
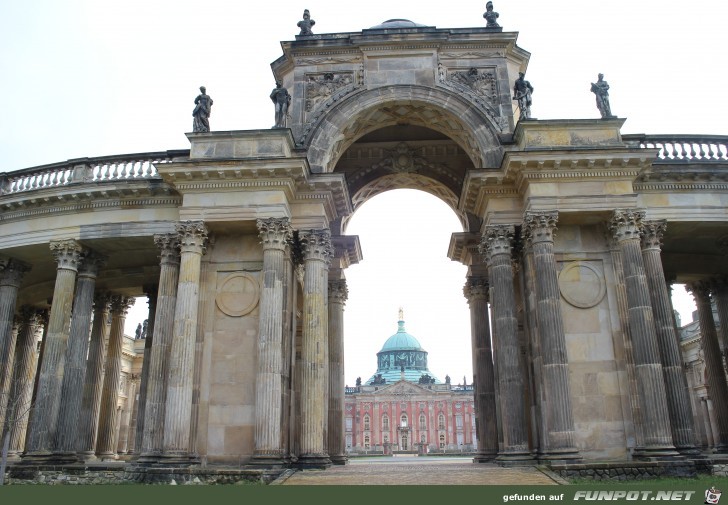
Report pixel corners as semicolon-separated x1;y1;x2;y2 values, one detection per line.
305;72;356;112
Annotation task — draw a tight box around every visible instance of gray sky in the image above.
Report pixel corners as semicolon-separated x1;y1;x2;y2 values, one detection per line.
1;0;725;384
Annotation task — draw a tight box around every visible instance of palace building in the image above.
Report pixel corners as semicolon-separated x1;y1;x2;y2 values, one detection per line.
1;9;728;483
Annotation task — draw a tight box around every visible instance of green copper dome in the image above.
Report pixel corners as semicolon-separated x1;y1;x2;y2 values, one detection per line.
379;320;423;352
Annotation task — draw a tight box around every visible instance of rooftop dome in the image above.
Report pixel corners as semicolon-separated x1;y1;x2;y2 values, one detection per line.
379;319;423;352
368;19;428;29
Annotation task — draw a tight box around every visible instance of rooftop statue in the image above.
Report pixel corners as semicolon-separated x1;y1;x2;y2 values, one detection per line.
483;1;500;28
513;72;533;120
591;73;615;119
297;9;315;36
192;86;213;133
270;81;291;128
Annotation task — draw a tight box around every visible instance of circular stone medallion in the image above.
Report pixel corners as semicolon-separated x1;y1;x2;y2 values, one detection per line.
558;261;606;309
215;273;260;317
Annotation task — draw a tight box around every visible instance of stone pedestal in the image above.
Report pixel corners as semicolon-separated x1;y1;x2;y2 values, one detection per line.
298;229;333;468
328;279;348;465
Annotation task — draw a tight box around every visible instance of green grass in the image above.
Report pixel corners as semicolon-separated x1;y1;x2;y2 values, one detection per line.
568;474;728;487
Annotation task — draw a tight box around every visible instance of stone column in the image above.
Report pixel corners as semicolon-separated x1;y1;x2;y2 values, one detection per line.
139;234;180;461
298;229;333;468
610;210;677;457
162;221;208;462
463;276;498;462
95;295;133;460
24;239;84;460
712;279;728;369
3;308;43;460
55;252;106;458
641;221;698;454
76;294;112;460
133;287;157;454
0;258;30;430
328;278;348;465
480;225;532;462
0;319;19;436
523;211;580;461
117;376;135;454
687;281;728;451
251;217;292;467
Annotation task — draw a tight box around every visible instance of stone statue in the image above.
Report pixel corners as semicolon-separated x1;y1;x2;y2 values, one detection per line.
270;81;291;128
591;73;615;118
192;86;213;133
445;374;451;385
135;323;142;339
355;377;362;387
483;1;500;28
141;319;148;339
297;9;315;36
512;72;533;120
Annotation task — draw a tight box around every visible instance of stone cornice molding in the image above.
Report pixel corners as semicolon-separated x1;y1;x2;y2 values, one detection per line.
300;229;334;265
175;220;209;255
641;220;667;251
49;239;85;272
257;217;293;251
463;276;489;302
331;235;363;269
609;209;645;243
154;233;181;265
522;210;558;246
479;225;514;264
0;257;31;288
328;279;349;304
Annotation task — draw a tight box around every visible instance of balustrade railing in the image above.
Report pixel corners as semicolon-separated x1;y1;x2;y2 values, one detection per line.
623;134;728;162
0;150;189;196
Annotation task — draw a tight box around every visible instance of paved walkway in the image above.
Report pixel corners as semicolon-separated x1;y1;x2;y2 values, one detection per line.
280;456;560;485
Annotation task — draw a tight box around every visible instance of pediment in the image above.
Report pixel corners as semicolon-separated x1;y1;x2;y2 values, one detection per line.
376;380;432;396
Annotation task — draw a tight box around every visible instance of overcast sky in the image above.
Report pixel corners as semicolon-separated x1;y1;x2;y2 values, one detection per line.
1;0;725;385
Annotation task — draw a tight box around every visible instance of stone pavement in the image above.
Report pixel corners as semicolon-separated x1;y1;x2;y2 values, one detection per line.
279;456;561;485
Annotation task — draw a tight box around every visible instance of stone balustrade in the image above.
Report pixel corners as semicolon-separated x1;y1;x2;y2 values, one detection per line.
623;134;728;162
0;150;189;196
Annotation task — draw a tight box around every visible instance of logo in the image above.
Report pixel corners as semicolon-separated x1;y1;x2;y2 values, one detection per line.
706;487;722;504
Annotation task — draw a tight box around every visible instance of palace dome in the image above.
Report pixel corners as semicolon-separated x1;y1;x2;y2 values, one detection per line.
379;320;423;352
368;19;428;29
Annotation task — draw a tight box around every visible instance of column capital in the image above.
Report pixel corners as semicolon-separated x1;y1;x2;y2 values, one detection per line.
110;295;135;316
78;250;108;278
328;279;348;304
609;209;646;243
18;305;44;327
479;225;515;264
300;229;334;264
686;280;712;301
0;257;31;288
257;217;293;251
154;233;181;265
641;220;667;251
93;292;113;312
175;220;209;255
522;210;558;246
463;276;489;302
711;276;728;294
49;239;85;272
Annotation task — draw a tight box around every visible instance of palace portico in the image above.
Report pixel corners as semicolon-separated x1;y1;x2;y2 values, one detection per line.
1;14;728;483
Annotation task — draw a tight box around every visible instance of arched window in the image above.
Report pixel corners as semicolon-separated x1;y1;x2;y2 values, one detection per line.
400;414;408;427
439;434;445;449
364;414;370;431
419;413;426;430
438;413;445;430
382;414;389;431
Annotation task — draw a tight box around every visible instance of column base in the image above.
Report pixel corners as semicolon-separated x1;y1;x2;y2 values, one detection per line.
19;451;54;465
496;450;535;466
473;451;497;463
538;448;582;464
97;451;119;462
329;454;349;465
633;446;682;460
154;452;200;467
249;453;288;469
676;445;703;456
76;451;99;463
50;451;82;464
296;454;332;469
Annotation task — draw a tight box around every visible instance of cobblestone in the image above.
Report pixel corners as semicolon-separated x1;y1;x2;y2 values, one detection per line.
281;457;559;485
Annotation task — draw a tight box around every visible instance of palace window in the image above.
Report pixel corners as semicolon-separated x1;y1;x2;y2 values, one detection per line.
364;436;370;450
364;414;370;431
439;434;445;449
382;414;389;431
345;417;352;432
400;414;408;427
456;415;463;428
438;413;445;430
419;413;426;430
421;434;426;444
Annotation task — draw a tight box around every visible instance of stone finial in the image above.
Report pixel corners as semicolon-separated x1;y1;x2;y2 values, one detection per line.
483;1;500;28
590;73;615;119
297;9;315;36
192;86;213;133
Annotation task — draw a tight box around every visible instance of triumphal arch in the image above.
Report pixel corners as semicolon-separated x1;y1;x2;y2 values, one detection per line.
1;14;728;482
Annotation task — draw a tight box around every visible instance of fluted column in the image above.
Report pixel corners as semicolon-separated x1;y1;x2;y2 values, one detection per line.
24;239;84;460
3;308;43;460
610;210;677;457
133;286;157;454
55;252;106;458
95;295;133;460
712;279;728;370
162;221;208;462
0;258;31;430
641;221;698;454
251;217;292;466
523;211;580;460
76;293;112;460
328;278;348;465
480;225;532;462
687;281;728;451
139;234;180;461
463;276;498;462
298;229;333;468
